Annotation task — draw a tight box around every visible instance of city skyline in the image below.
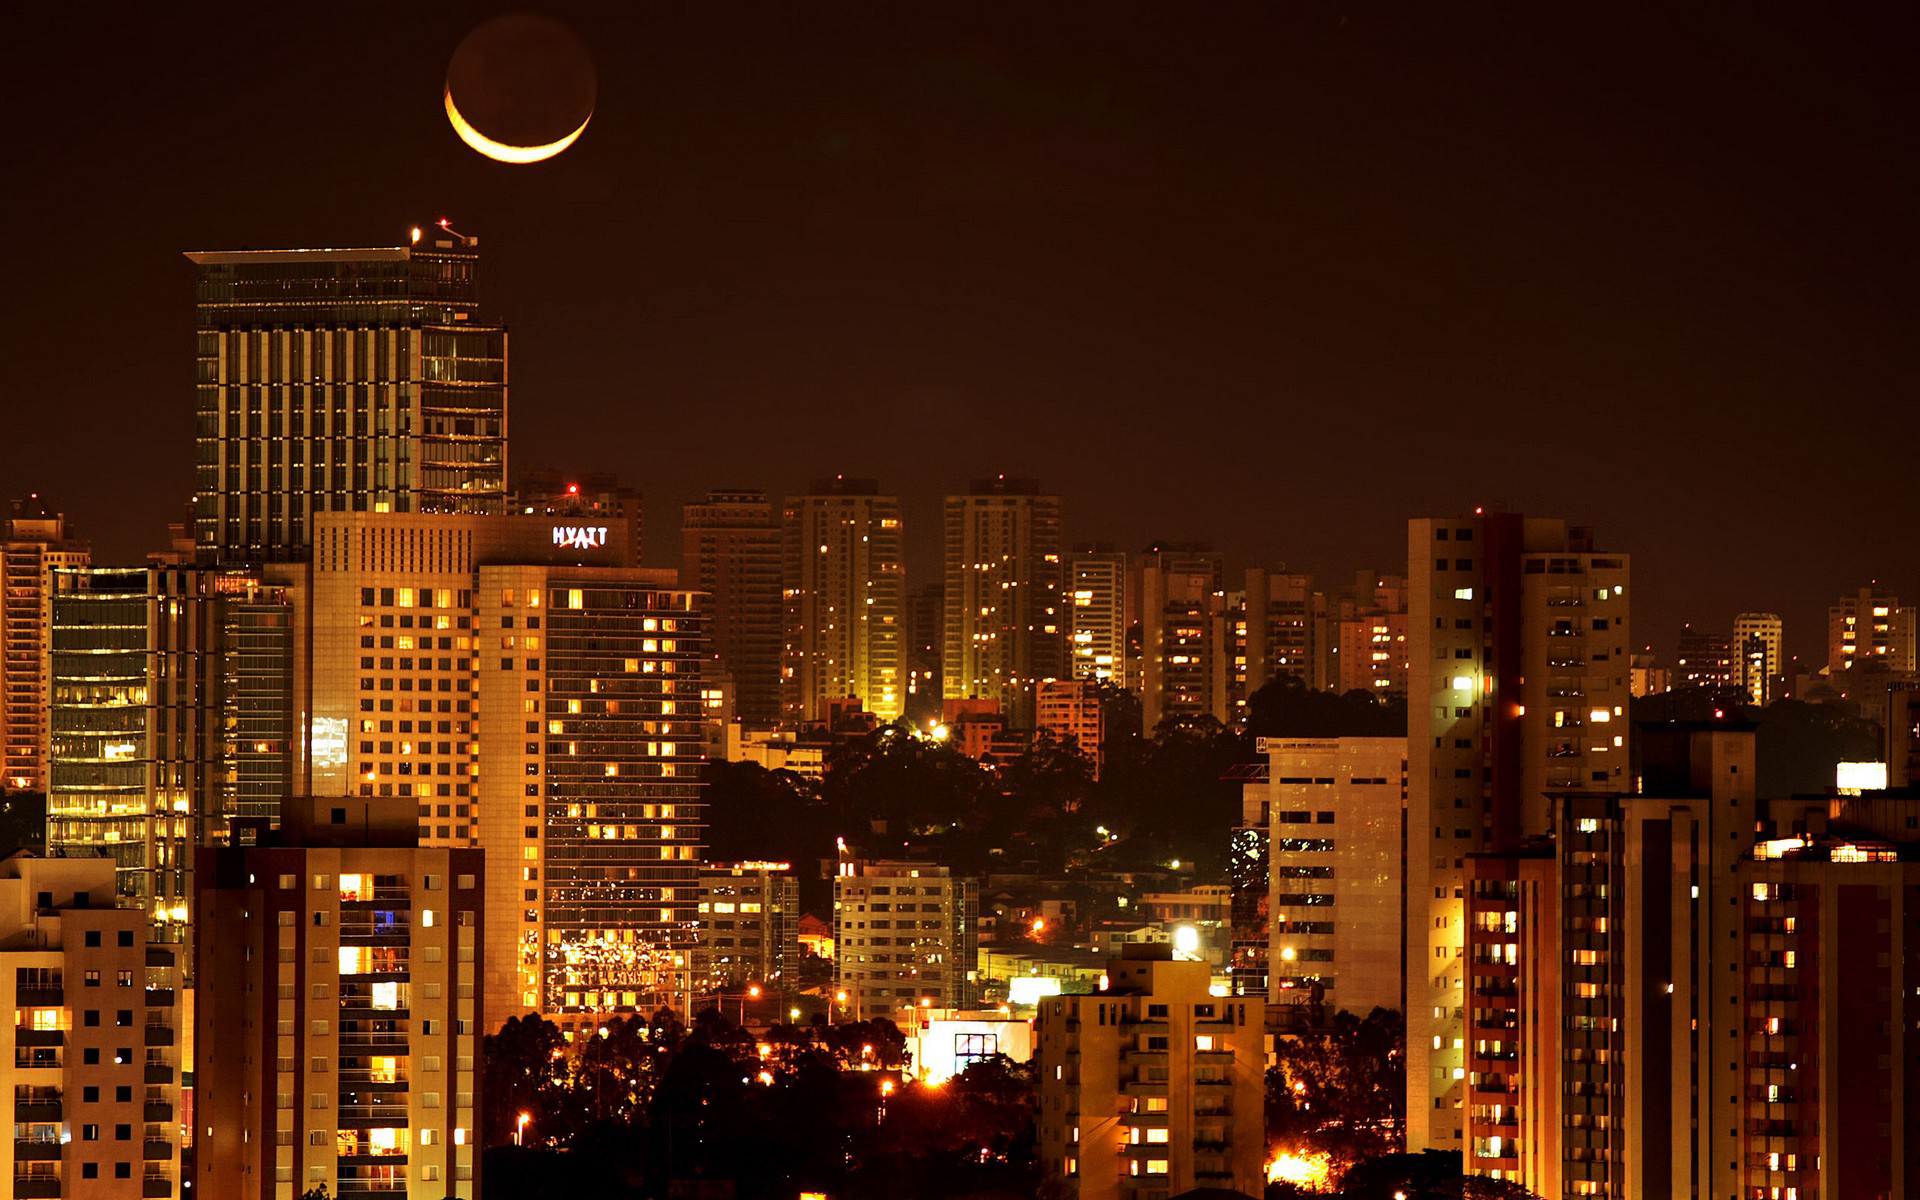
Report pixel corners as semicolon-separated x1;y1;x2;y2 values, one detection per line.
3;7;1914;669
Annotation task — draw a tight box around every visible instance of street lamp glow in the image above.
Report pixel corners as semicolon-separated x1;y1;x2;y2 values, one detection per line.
1173;925;1200;959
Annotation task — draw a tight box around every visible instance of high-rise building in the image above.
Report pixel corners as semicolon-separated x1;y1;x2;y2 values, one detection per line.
781;479;904;724
1033;946;1266;1199
1234;568;1319;701
1404;513;1630;1152
186;223;507;566
1323;571;1409;698
1264;737;1406;1019
2;495;88;791
0;851;183;1200
1137;549;1224;731
1827;586;1918;675
295;511;704;1034
833;860;978;1021
46;565;293;949
1462;725;1920;1200
942;478;1065;727
1732;611;1783;706
1035;678;1105;777
515;470;644;567
681;489;782;727
1067;545;1129;688
1675;624;1738;693
904;582;944;727
194;796;483;1200
692;862;800;991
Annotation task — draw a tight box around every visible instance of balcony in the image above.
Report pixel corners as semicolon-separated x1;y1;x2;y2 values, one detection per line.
145;1064;175;1085
144;1139;174;1160
143;1178;173;1198
15;1029;65;1048
15;1100;61;1122
13;1178;61;1199
14;1139;61;1161
144;1026;175;1047
16;986;63;1007
144;1100;175;1122
144;987;175;1008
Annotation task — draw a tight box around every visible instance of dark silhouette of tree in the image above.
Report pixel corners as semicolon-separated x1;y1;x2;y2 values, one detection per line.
1267;1008;1406;1169
1245;676;1407;740
481;1014;567;1147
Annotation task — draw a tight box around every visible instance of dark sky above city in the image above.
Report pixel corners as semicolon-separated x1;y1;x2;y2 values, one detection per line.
3;4;1913;665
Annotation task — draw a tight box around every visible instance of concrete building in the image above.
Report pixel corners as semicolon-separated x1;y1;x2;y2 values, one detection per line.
1462;725;1920;1200
1036;678;1105;777
1264;737;1406;1019
903;582;944;727
1675;624;1737;694
2;495;88;791
1232;568;1318;704
1137;552;1222;731
513;470;643;567
1405;513;1630;1152
833;860;978;1022
46;565;293;950
1067;546;1130;688
186;224;507;567
1322;571;1409;698
1732;612;1783;707
781;478;904;724
0;851;182;1200
693;862;800;992
195;797;482;1200
680;489;782;727
295;511;705;1034
1628;652;1670;698
1827;586;1918;676
942;478;1065;727
1034;946;1265;1200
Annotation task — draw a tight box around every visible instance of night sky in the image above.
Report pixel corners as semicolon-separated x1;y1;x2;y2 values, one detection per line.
4;4;1913;667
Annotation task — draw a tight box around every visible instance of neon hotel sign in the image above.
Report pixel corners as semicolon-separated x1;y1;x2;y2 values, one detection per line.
552;525;610;551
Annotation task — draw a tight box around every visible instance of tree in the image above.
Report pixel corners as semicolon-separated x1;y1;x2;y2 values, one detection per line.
1245;675;1407;740
481;1014;568;1147
1267;1008;1405;1169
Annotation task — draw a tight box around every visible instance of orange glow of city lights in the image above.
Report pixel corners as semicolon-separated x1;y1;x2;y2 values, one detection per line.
1266;1149;1333;1190
748;984;762;999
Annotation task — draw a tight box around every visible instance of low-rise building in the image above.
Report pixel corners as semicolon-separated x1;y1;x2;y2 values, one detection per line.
833;860;978;1022
1034;945;1265;1199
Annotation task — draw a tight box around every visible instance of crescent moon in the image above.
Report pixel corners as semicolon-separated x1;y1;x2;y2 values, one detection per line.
444;86;590;164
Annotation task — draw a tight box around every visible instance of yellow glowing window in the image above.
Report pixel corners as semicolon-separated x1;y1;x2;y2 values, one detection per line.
338;874;366;902
370;981;399;1010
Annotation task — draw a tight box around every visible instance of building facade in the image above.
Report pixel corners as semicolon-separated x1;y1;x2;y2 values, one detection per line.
1067;546;1130;688
296;512;705;1034
781;479;904;725
2;495;88;791
1827;586;1917;676
692;863;800;992
46;566;293;949
1264;737;1406;1019
680;490;782;727
1033;947;1265;1200
1036;679;1106;777
0;852;182;1200
833;860;978;1021
195;797;482;1200
1732;612;1783;707
186;224;507;566
942;478;1065;726
1405;513;1631;1152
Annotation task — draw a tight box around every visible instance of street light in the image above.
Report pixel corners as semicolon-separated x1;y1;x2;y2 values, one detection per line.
515;1111;530;1146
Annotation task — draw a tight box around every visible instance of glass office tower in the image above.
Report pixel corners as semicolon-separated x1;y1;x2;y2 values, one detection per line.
186;223;508;565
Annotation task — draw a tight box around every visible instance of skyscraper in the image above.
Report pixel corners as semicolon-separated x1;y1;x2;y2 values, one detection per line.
186;223;507;566
681;489;783;726
1;495;88;791
1404;513;1630;1152
46;565;293;947
1732;611;1783;706
1137;545;1224;731
1066;544;1129;687
1675;622;1737;693
781;478;904;724
1827;586;1918;675
943;478;1065;726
